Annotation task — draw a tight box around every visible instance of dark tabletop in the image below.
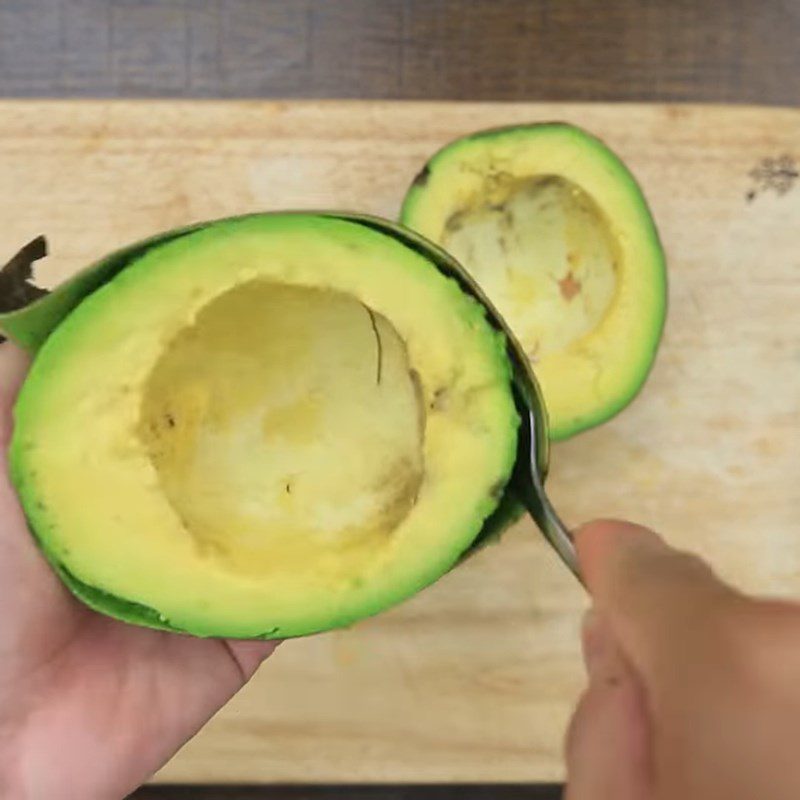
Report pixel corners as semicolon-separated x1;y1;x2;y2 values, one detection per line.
2;2;797;799
1;0;798;105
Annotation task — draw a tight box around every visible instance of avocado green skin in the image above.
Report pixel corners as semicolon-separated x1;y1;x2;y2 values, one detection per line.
399;122;668;442
2;212;536;639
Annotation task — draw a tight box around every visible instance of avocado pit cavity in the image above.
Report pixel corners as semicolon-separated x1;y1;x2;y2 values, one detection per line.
441;175;619;362
139;280;425;575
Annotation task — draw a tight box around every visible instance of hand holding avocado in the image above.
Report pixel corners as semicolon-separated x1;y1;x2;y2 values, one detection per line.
0;343;276;800
5;215;520;637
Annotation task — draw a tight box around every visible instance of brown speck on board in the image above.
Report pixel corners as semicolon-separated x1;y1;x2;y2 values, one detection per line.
747;154;799;200
558;271;582;301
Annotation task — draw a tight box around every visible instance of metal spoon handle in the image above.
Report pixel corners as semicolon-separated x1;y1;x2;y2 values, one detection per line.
516;409;582;582
526;459;581;581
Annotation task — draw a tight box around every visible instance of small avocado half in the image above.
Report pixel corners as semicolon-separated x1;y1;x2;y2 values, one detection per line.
400;123;667;440
6;213;520;639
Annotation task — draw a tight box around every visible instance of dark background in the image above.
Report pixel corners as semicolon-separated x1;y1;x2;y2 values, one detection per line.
2;2;797;799
1;0;799;105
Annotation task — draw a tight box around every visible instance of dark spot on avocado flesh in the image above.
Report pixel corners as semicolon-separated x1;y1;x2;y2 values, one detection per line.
369;457;424;534
412;163;431;188
409;369;426;437
489;479;506;501
444;210;466;235
165;413;176;428
362;304;383;386
430;387;448;411
558;272;582;301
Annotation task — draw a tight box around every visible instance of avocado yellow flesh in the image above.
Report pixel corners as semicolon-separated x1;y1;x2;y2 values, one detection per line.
400;123;666;440
139;280;424;578
11;214;519;638
441;175;619;361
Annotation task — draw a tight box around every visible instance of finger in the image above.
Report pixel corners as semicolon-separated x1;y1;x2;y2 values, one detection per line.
565;611;651;800
574;519;742;682
0;343;82;663
224;638;281;680
0;340;31;447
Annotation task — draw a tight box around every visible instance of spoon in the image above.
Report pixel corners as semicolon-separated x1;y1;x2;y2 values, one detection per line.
339;213;581;581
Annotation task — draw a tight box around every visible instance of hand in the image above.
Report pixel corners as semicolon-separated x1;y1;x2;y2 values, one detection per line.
566;519;800;800
0;343;278;800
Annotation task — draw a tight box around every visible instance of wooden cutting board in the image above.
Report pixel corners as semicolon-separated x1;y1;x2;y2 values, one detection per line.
0;101;798;784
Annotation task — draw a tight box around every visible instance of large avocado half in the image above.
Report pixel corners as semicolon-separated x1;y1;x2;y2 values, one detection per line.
400;123;667;440
4;213;521;639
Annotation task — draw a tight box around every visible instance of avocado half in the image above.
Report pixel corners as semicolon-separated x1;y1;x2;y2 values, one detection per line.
400;123;667;440
5;213;521;639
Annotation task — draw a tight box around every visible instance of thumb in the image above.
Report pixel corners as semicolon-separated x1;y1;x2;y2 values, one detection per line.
565;611;651;800
574;519;741;686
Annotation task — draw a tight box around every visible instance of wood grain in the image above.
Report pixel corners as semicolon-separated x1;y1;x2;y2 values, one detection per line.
0;0;798;105
0;100;798;785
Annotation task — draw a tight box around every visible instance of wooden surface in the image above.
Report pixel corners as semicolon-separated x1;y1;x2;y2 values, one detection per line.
0;0;799;106
0;100;798;785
